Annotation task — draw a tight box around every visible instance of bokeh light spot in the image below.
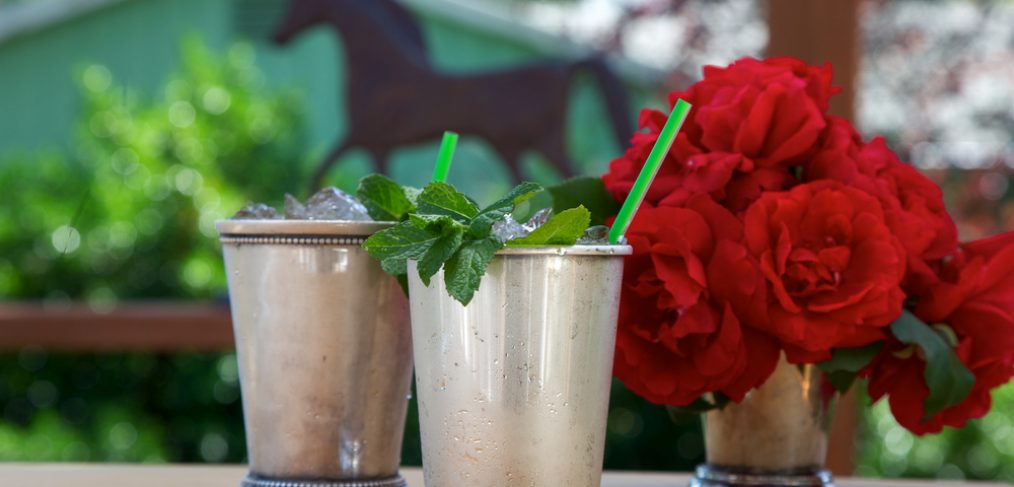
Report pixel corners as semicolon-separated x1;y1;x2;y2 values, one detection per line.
51;225;81;254
168;101;196;128
203;86;232;115
82;65;112;93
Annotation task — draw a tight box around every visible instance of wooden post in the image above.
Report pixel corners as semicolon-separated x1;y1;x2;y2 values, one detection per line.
767;0;860;122
767;0;863;476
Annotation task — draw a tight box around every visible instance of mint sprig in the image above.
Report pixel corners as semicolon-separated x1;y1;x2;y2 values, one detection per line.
362;180;593;305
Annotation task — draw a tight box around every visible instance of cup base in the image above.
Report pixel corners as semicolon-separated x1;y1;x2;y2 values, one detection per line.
241;474;406;487
690;464;834;487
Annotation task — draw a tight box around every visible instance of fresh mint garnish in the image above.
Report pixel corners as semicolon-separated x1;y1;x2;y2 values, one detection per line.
508;206;591;247
356;174;417;222
361;178;604;305
364;181;541;305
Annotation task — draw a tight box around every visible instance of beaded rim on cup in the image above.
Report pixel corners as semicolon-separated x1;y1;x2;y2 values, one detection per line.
216;220;395;239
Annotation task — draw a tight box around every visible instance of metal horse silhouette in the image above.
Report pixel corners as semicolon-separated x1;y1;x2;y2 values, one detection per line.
273;0;634;188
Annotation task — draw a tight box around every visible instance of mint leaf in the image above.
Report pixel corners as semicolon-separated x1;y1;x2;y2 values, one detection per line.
890;310;975;420
363;222;441;275
356;174;415;222
443;237;502;305
547;177;620;226
416;226;465;287
404;187;422;206
417;182;479;223
469;182;543;237
508;205;591;246
409;213;464;231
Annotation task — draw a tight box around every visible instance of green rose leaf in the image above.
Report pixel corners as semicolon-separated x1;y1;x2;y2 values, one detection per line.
666;393;731;417
363;222;442;276
356;174;416;222
890;310;975;420
508;205;591;247
546;176;620;226
469;181;543;237
416;182;479;223
443;237;502;305
816;342;884;393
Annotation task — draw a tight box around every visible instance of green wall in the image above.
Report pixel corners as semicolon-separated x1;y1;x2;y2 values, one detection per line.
0;0;651;198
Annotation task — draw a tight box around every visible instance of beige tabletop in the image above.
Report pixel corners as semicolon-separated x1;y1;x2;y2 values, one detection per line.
0;464;1010;487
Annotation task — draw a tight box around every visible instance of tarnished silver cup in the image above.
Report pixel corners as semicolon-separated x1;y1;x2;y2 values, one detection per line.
692;355;837;487
407;245;631;487
218;220;412;487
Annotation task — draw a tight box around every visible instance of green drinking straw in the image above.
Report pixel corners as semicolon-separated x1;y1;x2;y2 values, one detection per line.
608;99;692;245
432;131;459;182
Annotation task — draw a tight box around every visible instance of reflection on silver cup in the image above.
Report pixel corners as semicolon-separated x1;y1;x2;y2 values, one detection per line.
218;220;412;487
693;355;837;487
408;245;631;487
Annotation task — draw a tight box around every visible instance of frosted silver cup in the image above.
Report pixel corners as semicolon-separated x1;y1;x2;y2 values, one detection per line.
408;245;632;487
218;220;412;487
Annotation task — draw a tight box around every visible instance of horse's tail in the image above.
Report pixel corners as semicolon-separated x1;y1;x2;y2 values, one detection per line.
573;57;634;149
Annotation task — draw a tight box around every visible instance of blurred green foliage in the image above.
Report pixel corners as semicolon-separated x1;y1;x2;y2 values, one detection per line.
0;35;1012;481
0;37;304;303
858;387;1014;481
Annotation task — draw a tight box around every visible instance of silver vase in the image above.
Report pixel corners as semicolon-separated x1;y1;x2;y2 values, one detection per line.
218;220;412;487
407;245;631;487
692;355;837;487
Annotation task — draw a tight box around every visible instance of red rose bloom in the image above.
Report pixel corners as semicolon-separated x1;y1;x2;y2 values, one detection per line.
612;195;781;406
806;118;959;295
603;57;838;212
866;233;1014;434
716;181;907;361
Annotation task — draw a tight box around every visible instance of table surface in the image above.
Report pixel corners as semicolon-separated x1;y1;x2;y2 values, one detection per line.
0;465;1009;487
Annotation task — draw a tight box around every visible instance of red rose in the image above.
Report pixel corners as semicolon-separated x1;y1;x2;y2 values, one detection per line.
714;181;907;361
603;57;837;212
612;196;781;406
866;233;1014;434
806;119;959;295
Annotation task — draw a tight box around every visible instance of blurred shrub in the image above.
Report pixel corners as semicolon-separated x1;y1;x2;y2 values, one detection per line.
0;36;305;303
858;386;1014;482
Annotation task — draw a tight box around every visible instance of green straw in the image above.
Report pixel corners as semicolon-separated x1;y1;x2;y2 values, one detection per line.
432;131;459;182
608;99;692;245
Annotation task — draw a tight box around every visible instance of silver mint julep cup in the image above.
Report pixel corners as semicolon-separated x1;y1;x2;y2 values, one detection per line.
217;220;412;487
408;245;632;487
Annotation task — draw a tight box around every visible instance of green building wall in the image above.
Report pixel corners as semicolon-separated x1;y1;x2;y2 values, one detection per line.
0;0;656;197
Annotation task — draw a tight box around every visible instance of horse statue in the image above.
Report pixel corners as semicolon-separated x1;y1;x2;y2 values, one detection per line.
273;0;634;188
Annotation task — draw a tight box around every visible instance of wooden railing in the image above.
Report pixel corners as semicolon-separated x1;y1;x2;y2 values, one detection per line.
0;302;233;352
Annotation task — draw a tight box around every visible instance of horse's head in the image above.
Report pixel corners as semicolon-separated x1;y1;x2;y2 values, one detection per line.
273;0;429;63
273;0;336;45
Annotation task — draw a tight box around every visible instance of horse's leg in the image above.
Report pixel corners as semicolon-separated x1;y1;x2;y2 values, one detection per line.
369;148;392;175
537;135;577;179
311;138;353;191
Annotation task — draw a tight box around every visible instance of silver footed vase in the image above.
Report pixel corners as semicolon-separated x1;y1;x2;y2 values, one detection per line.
218;220;412;487
693;355;837;487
